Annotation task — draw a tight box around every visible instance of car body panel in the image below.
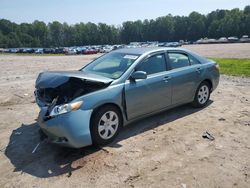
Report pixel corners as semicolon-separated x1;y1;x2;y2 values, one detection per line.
124;72;172;120
38;107;93;148
167;65;203;104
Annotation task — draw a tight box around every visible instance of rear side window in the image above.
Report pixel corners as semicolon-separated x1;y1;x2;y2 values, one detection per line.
137;54;166;75
168;52;190;69
189;55;200;65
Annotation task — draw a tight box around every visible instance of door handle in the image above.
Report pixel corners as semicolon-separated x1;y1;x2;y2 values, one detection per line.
196;67;202;73
163;76;171;82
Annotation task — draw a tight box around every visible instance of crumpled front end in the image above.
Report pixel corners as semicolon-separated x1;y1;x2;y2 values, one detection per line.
35;71;112;107
34;71;112;148
38;106;93;148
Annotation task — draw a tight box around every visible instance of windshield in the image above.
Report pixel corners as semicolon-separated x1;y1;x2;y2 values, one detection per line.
81;52;139;79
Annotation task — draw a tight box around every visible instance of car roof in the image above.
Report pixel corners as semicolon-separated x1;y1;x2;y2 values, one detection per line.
114;47;209;64
114;47;182;55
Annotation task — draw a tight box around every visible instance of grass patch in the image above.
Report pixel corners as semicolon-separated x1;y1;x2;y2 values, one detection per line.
211;58;250;77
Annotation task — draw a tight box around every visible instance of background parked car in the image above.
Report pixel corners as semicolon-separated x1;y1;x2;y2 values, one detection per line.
240;35;250;43
65;48;77;55
43;48;55;54
228;36;239;42
218;37;229;43
82;48;98;55
34;48;44;54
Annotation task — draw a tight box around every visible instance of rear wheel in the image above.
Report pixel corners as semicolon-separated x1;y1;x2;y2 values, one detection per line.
90;105;121;146
192;81;211;108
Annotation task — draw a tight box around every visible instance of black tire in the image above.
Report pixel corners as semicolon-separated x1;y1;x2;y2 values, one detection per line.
192;81;211;108
90;105;122;146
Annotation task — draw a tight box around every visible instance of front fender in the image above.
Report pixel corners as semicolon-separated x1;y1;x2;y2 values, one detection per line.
74;83;125;112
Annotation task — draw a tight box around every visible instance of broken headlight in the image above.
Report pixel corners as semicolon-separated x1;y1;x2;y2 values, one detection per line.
49;101;83;117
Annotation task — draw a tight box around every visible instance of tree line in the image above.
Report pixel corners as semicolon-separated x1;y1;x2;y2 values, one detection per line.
0;5;250;48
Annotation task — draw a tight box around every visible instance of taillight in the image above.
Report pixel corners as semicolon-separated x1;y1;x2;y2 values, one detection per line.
214;63;220;71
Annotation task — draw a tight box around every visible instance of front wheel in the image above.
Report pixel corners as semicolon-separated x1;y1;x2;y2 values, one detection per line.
192;81;211;108
90;105;122;146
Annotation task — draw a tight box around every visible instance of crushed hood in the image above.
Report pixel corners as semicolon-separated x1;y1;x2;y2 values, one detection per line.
35;71;112;106
35;71;113;89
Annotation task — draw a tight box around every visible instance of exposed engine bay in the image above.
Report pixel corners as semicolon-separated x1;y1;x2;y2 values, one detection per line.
35;71;112;106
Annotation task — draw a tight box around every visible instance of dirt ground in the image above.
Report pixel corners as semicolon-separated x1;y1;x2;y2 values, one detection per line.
184;43;250;59
0;44;250;188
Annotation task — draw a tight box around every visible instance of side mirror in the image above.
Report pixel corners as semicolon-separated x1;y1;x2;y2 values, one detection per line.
130;71;147;80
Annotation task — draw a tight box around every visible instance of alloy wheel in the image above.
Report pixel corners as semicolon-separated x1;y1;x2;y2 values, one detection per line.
98;111;119;140
198;85;209;104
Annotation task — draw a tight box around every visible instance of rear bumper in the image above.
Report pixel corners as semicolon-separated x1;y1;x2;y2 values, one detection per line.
38;107;93;148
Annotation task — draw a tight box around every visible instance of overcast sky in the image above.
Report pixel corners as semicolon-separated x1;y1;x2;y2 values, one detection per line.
0;0;249;25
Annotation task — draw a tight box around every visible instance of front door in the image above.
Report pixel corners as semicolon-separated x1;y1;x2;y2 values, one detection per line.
125;53;172;120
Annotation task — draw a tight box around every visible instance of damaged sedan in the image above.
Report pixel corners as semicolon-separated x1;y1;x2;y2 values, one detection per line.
35;47;220;148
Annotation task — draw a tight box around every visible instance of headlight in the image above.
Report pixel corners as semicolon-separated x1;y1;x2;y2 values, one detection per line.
49;101;83;117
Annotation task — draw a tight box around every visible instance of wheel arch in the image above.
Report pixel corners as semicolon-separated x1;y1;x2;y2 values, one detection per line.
90;103;124;127
201;79;213;91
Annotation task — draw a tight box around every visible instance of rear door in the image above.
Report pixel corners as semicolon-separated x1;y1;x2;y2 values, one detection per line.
124;53;172;120
166;50;204;105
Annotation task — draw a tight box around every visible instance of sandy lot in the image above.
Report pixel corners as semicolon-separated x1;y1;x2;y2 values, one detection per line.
184;43;250;58
0;44;250;188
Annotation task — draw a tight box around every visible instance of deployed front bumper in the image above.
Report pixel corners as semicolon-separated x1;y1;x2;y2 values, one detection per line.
37;107;93;148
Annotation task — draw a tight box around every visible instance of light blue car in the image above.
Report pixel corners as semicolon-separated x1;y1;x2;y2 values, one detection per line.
35;47;220;148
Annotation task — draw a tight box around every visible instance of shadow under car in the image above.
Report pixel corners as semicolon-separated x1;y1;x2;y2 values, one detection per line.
4;101;212;178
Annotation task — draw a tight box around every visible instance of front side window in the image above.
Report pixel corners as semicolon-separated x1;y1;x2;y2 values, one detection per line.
168;52;190;69
136;54;166;75
82;52;139;79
